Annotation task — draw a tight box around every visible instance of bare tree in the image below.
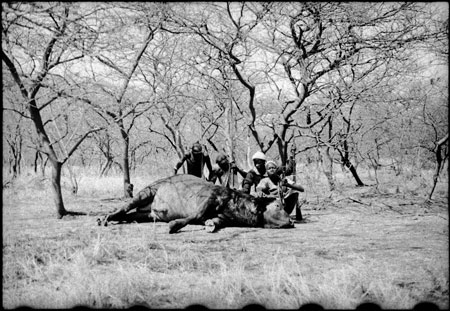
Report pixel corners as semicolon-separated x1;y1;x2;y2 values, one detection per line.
165;3;446;171
257;2;447;185
2;3;102;217
90;130;121;177
45;4;164;196
418;80;449;200
4;120;23;179
427;134;449;200
2;3;447;202
136;28;226;172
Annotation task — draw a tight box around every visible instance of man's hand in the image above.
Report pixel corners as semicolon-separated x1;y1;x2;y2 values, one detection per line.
254;191;266;198
255;192;278;199
230;161;237;170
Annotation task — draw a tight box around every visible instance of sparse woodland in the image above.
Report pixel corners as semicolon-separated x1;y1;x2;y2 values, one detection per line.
2;3;449;309
2;3;448;215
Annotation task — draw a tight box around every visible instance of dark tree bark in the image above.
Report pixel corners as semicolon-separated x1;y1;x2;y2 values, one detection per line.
6;134;22;179
338;139;365;187
50;161;66;217
119;123;133;198
34;151;48;176
428;134;448;200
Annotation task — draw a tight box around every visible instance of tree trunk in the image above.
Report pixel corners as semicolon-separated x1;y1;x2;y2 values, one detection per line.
276;138;288;168
10;149;18;179
7;137;22;179
13;141;22;178
322;116;336;191
290;144;302;221
50;160;66;219
340;137;365;187
42;157;49;177
428;134;448;200
428;171;439;201
123;147;132;198
225;97;236;188
17;146;22;176
35;151;43;175
246;129;253;169
66;163;78;195
100;158;113;177
29;98;68;217
324;147;336;191
120;127;132;198
344;159;365;186
318;147;336;191
367;153;380;188
373;165;380;187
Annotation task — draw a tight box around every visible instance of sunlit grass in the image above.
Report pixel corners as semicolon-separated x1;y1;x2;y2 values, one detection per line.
4;227;447;309
3;163;447;202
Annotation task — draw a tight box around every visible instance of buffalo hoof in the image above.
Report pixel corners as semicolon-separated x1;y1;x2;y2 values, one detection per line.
97;217;108;227
204;219;216;233
168;220;182;234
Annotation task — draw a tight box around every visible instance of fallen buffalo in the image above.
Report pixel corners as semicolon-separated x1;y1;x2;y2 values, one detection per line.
98;174;294;233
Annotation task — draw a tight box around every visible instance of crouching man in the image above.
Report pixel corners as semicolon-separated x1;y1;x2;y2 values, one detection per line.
255;160;305;220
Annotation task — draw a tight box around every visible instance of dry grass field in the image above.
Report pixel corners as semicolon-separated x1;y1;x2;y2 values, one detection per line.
2;166;448;309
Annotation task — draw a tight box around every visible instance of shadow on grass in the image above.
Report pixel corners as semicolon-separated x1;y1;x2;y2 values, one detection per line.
292;215;317;224
60;211;88;219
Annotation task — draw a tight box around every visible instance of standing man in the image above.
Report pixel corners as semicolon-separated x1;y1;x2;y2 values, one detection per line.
173;142;213;179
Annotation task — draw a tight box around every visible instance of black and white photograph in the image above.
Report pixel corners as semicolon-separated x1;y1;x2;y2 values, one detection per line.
2;2;448;309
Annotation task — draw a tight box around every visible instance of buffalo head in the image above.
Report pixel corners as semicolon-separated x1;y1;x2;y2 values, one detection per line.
227;190;294;229
254;196;295;229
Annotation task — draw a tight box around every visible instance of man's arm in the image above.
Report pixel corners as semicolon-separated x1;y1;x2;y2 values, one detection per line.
204;154;213;179
256;177;281;199
231;162;247;178
174;154;188;174
255;178;267;193
241;171;255;194
283;178;305;192
208;167;221;184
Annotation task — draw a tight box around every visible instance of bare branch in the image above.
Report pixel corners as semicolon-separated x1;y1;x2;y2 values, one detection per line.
62;127;104;165
2;107;32;120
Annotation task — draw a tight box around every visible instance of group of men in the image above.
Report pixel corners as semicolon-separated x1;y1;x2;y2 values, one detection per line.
173;142;304;220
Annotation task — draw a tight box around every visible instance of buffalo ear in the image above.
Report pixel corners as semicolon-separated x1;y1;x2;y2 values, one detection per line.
254;197;273;212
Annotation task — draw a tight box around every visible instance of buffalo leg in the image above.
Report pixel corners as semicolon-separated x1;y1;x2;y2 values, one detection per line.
101;186;157;225
117;211;154;223
169;214;226;234
205;215;226;233
168;217;195;234
167;194;224;234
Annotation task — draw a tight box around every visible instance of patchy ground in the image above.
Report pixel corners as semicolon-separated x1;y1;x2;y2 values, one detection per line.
2;182;449;309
